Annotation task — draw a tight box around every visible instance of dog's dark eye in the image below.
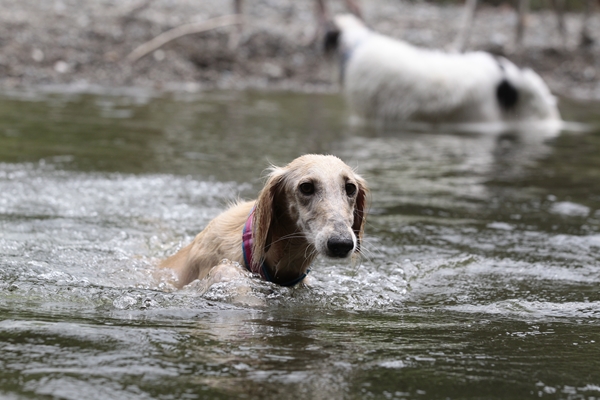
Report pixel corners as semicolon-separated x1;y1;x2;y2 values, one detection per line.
299;182;315;195
345;183;357;196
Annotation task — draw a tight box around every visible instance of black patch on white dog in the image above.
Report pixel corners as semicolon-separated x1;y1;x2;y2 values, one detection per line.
496;79;519;111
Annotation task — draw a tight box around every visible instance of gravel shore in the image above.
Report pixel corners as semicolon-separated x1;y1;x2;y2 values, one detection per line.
1;0;600;99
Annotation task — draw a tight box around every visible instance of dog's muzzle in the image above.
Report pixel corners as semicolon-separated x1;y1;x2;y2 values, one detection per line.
326;236;355;258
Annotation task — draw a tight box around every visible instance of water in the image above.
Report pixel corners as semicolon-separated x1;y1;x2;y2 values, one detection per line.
0;88;599;399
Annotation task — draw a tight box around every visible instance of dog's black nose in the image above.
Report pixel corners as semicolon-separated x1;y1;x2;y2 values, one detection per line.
327;237;354;258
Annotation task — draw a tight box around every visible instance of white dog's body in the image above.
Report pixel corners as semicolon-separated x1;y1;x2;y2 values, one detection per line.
330;15;560;124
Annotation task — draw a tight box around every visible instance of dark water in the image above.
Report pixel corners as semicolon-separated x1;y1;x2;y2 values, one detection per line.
0;88;598;399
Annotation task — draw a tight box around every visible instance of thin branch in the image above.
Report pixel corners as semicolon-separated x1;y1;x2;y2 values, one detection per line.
126;14;243;64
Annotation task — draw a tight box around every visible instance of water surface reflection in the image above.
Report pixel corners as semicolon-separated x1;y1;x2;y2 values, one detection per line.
0;90;598;399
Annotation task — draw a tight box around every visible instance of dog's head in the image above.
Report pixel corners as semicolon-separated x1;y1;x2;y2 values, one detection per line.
324;14;370;55
253;154;368;265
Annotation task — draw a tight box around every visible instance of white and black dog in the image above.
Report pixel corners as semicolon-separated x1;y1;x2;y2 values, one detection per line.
325;14;561;125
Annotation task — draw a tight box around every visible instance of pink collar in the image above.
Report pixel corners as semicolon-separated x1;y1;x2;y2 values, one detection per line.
241;207;309;287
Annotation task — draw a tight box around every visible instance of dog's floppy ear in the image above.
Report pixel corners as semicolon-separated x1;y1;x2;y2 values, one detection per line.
252;167;285;267
352;175;369;253
323;21;341;54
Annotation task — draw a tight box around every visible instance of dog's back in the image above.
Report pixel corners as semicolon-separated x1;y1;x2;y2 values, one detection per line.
161;200;252;288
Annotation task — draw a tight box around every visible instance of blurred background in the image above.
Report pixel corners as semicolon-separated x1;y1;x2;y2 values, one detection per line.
0;0;599;98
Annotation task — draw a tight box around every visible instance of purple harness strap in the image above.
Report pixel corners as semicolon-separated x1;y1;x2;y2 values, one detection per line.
241;207;267;279
241;207;309;287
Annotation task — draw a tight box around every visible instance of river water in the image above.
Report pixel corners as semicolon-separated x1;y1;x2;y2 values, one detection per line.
0;88;598;399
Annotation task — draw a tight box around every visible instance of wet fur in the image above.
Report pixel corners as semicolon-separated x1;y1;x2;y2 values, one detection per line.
161;154;368;288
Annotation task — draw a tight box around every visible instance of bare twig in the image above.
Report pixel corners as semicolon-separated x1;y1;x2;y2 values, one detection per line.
126;14;243;63
449;0;477;52
228;0;244;50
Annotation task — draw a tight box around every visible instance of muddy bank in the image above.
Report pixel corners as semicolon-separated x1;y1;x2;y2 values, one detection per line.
1;0;600;99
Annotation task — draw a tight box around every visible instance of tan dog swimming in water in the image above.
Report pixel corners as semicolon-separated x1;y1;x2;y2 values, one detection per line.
162;154;368;289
